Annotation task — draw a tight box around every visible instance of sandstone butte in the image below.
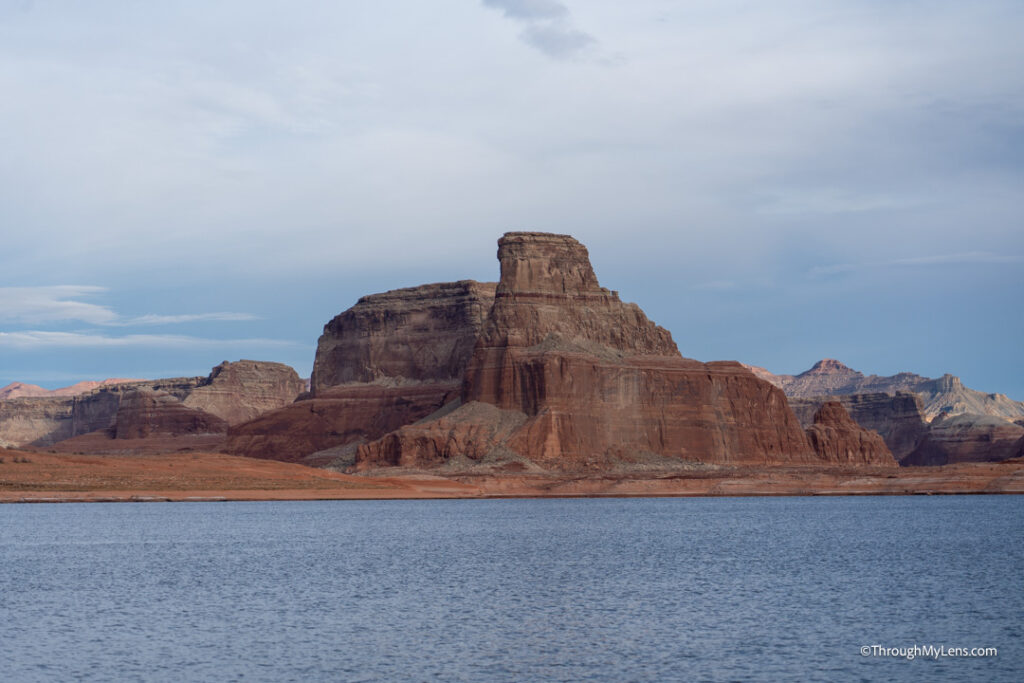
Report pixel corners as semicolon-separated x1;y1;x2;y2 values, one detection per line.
229;232;896;472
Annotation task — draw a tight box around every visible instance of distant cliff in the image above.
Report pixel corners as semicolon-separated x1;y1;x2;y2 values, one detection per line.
746;359;1024;422
0;361;303;448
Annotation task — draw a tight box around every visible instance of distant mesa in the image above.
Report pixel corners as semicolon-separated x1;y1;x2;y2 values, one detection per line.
0;360;303;451
746;360;1024;422
754;359;1024;465
0;378;146;401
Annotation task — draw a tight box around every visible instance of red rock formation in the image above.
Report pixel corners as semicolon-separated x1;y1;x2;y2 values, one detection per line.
357;232;818;472
225;383;459;464
112;389;228;439
753;360;1024;422
183;360;305;425
902;413;1024;466
804;401;896;466
1;361;302;448
226;282;496;463
310;281;495;394
789;392;928;461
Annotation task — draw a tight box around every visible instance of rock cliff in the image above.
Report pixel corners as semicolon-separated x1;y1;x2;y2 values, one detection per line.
0;361;302;447
226;282;496;463
789;392;929;461
183;360;305;425
310;281;496;394
750;360;1024;421
225;383;459;465
356;232;818;472
902;414;1024;466
804;401;896;466
113;389;228;439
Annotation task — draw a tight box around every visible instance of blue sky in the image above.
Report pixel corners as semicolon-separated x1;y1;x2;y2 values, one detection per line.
1;0;1022;397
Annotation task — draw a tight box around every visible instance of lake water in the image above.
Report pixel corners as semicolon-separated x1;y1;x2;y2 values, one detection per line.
1;496;1021;682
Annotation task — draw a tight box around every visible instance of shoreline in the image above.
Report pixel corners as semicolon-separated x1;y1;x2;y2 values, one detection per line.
2;448;1021;503
7;490;1023;504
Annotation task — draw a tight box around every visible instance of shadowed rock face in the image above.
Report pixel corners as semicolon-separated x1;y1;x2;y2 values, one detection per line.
804;401;896;467
310;281;496;394
227;282;496;462
113;389;228;439
225;383;460;465
357;232;818;472
789;392;929;461
902;414;1024;466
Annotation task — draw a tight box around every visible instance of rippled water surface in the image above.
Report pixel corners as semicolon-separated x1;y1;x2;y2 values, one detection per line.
1;496;1022;682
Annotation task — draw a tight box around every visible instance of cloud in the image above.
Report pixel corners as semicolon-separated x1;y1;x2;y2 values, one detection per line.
810;252;1024;277
482;0;566;20
0;286;116;325
0;286;257;326
482;0;595;59
520;23;595;59
0;331;301;350
693;280;740;292
116;312;262;326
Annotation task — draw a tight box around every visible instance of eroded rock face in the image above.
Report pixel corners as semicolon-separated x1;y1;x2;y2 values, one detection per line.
226;282;496;462
804;401;896;466
0;397;76;447
183;360;305;425
225;383;459;464
789;392;928;461
357;232;818;472
902;414;1024;466
0;361;302;447
113;389;228;439
753;360;1024;421
310;281;496;394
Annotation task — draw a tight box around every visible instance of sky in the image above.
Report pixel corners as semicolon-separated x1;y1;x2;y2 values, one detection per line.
1;0;1022;397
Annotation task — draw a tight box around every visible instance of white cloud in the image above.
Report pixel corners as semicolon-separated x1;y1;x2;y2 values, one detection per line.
0;331;300;350
0;286;116;325
0;286;258;326
693;280;740;292
117;312;262;325
810;252;1024;277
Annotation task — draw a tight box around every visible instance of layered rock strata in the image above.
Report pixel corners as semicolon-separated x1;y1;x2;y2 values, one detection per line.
902;414;1024;466
183;360;305;425
804;401;896;466
225;383;460;464
357;232;819;472
226;282;496;462
750;359;1024;421
0;361;303;447
789;392;929;461
310;281;496;394
113;389;228;439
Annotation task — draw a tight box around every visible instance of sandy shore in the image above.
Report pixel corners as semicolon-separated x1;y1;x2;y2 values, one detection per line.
2;448;1022;503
